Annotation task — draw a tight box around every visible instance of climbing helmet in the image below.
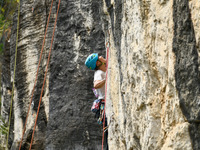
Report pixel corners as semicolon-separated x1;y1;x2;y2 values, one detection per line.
85;53;98;70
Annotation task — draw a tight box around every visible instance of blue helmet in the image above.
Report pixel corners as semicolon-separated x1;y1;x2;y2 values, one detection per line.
85;53;98;70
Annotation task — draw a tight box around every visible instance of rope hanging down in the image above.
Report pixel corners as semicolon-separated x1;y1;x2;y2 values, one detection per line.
29;0;61;149
6;0;20;149
102;31;110;150
18;0;54;149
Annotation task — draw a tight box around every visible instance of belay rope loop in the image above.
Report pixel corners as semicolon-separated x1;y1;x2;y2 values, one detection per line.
102;29;110;150
6;0;20;149
18;0;54;149
29;0;61;149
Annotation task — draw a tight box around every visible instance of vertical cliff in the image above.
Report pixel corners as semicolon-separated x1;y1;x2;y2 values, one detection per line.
104;0;200;150
1;0;106;149
46;0;106;149
1;0;200;150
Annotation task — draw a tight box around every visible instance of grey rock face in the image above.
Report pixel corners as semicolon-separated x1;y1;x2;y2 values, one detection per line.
7;0;49;149
173;0;200;149
47;0;106;149
1;41;11;122
1;0;106;149
2;0;200;150
1;40;12;149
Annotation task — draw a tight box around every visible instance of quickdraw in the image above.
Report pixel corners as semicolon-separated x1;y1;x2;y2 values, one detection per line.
98;103;105;124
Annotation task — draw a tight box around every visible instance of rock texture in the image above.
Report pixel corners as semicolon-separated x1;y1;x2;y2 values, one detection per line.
103;0;200;150
1;0;106;149
46;0;106;149
1;0;200;150
1;39;12;149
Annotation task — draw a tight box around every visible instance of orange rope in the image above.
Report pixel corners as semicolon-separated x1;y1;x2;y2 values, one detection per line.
29;0;61;149
102;41;110;150
18;0;54;149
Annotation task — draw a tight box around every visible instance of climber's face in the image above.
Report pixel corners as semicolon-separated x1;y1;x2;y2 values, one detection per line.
95;56;106;72
96;58;106;72
96;60;102;67
98;56;106;63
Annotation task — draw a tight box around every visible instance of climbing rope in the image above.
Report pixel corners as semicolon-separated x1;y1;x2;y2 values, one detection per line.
102;30;110;150
29;0;61;149
6;0;20;149
18;0;54;149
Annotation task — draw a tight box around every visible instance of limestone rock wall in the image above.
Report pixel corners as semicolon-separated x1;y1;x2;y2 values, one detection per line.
1;0;106;149
1;0;200;150
103;0;200;150
2;0;54;149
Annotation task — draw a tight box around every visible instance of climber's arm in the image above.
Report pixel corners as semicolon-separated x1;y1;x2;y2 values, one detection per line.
94;79;106;89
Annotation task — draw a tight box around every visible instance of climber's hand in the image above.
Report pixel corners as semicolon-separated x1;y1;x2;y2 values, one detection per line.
98;56;106;63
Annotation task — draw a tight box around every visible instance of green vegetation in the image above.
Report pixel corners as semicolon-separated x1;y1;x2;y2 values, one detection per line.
0;1;18;148
0;0;18;53
0;116;7;135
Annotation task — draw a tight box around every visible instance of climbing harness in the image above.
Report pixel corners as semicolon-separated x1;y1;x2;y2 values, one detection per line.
6;0;20;149
101;28;110;150
18;0;54;149
91;99;101;113
29;0;61;149
90;98;105;125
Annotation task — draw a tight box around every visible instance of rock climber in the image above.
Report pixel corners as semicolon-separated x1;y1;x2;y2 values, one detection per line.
85;53;108;150
85;53;106;98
